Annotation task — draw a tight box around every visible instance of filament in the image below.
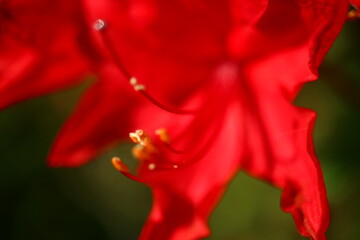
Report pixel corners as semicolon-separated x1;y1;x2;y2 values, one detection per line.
94;20;200;115
111;157;149;183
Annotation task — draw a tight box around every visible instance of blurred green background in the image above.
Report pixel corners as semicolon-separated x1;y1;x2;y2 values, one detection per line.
1;21;359;240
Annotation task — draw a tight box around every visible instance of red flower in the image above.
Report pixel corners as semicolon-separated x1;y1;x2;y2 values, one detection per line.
1;0;353;240
47;0;350;239
0;0;94;109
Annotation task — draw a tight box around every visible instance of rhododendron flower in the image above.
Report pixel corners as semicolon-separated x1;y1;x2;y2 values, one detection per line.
0;0;356;240
0;0;94;108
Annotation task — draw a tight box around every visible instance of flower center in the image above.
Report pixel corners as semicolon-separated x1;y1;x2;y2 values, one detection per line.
111;128;181;182
92;19;236;182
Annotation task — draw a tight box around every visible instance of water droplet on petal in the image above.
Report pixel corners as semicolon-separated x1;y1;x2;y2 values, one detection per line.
93;19;105;30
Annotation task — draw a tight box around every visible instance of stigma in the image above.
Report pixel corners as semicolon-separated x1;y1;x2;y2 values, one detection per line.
93;19;106;30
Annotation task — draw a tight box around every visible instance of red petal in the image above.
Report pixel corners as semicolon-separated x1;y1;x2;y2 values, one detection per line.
0;0;93;109
48;64;138;167
139;103;244;240
83;0;231;105
0;33;90;109
350;0;360;9
242;47;329;239
307;0;349;73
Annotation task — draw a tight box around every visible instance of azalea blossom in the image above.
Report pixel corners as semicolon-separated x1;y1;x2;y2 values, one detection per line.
0;0;97;108
1;0;358;240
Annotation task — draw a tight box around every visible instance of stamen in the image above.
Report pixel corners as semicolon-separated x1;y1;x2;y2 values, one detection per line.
129;77;137;85
96;20;231;172
111;157;148;183
114;110;225;175
155;128;187;154
132;144;150;161
129;77;146;91
148;163;156;170
155;128;170;144
153;122;224;170
129;129;146;144
111;157;129;172
94;25;199;115
130;129;158;157
137;90;196;114
128;129;186;167
152;107;225;170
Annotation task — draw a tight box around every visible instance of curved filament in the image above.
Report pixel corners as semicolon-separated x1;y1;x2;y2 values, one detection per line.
94;21;200;115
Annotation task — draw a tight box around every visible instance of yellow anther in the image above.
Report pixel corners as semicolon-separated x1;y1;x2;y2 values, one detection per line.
129;129;157;158
132;144;150;160
129;129;148;145
129;76;146;91
129;77;138;86
155;128;170;144
111;157;129;173
148;163;156;170
134;84;146;91
129;132;141;143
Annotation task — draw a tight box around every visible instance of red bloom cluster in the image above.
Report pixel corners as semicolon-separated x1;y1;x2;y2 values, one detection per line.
1;0;356;239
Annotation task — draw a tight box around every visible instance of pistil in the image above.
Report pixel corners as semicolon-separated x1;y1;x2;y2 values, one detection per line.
93;19;199;115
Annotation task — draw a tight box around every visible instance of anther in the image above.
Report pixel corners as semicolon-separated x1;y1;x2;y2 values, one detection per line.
129;129;157;154
132;144;150;160
129;129;147;145
111;157;148;183
129;77;146;91
111;157;129;173
154;127;187;155
93;19;106;30
130;77;138;85
148;163;156;170
134;84;146;91
155;128;170;144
